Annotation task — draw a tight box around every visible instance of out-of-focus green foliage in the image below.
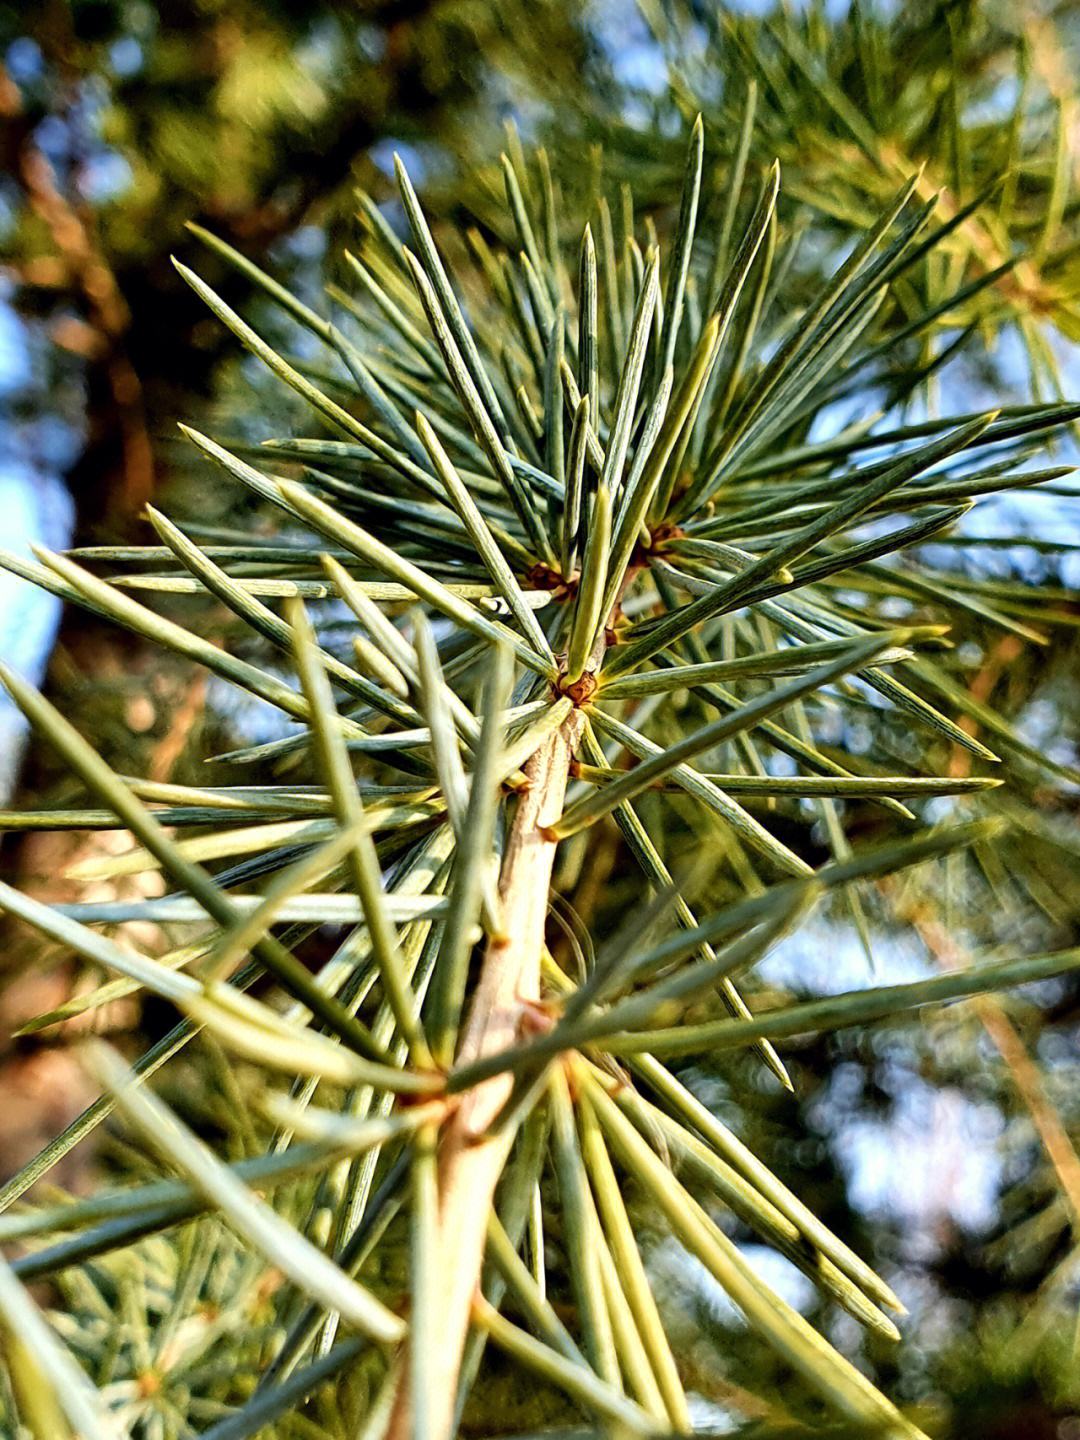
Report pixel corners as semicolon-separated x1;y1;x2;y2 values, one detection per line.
0;0;584;526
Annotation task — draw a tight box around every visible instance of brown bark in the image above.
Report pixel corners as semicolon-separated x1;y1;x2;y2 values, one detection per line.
387;705;586;1440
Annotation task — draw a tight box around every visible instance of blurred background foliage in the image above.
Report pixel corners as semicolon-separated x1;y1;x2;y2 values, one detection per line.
0;0;584;534
0;2;1078;1438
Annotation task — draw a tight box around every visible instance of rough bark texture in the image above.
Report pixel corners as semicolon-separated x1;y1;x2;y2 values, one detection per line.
387;705;585;1440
